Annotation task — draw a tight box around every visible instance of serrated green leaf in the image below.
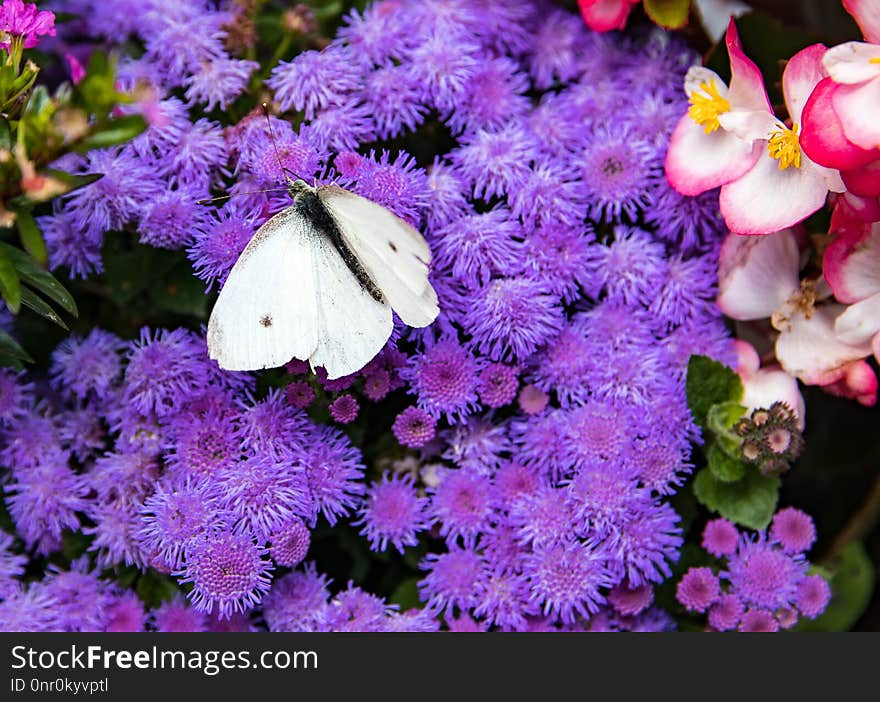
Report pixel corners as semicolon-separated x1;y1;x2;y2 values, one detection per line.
0;328;32;363
707;442;747;483
686;355;744;428
76;114;147;151
0;249;21;314
644;0;691;29
13;208;47;264
797;543;874;631
693;466;779;530
0;242;78;316
19;286;68;329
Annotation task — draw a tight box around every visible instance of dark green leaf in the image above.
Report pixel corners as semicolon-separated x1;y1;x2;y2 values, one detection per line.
707;442;747;483
14;208;47;264
150;262;209;319
0;117;11;150
686;355;744;428
0;249;21;314
797;543;874;631
19;286;68;329
76;114;147;151
693;466;779;530
44;169;103;194
0;328;32;363
388;577;421;611
644;0;691;29
707;401;746;457
103;245;180;306
0;242;78;316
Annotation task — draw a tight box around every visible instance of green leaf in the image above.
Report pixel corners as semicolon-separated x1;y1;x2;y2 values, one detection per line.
644;0;691;29
103;245;180;306
19;286;67;330
797;543;874;632
388;577;421;611
0;249;21;314
0;117;11;150
707;401;746;457
0;242;78;316
686;355;744;428
0;328;32;364
76;114;147;151
13;208;47;264
693;466;779;530
707;442;747;483
150;262;209;319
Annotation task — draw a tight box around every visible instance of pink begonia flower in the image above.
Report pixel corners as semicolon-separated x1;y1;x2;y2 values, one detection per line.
734;340;805;430
0;0;55;49
665;20;767;196
717;44;845;235
717;229;874;397
843;0;880;44
825;223;880;381
577;0;640;32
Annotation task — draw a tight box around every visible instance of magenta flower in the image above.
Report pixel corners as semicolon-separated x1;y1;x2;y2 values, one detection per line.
0;0;55;49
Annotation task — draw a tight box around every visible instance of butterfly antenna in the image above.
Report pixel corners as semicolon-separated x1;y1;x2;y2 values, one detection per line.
197;188;289;206
262;102;303;185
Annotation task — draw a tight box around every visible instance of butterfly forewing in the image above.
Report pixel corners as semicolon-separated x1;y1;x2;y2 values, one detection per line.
208;208;319;371
319;186;439;328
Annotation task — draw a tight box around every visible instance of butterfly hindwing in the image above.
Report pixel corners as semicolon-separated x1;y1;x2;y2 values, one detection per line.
208;207;319;371
307;233;393;379
318;185;439;328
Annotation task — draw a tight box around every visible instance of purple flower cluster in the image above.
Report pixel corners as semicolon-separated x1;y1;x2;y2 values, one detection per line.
676;513;830;631
0;0;767;632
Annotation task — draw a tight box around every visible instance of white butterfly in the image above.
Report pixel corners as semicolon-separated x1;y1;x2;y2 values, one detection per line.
207;180;439;379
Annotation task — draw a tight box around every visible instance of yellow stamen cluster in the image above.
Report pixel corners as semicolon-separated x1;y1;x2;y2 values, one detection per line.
688;79;730;134
768;124;801;170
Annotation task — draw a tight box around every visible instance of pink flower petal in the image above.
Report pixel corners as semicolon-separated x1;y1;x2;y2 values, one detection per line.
834;292;880;345
741;368;806;430
775;304;872;385
818;359;878;406
734;339;761;378
833;193;880;229
717;229;800;320
800;78;880;171
783;44;828;125
717;109;779;142
726;19;773;113
843;0;880;43
833;79;880;151
577;0;636;32
842;158;880;197
665;114;761;196
685;66;729;99
822;42;880;84
720;152;833;235
823;223;880;302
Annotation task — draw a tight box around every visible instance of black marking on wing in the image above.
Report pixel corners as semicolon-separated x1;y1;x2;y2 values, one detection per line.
260;315;273;327
294;190;384;303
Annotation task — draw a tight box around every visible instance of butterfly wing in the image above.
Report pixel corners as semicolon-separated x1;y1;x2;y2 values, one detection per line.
208;207;319;371
307;233;393;379
318;185;439;328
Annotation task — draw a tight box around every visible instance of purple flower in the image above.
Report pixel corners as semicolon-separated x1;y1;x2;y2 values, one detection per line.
0;531;26;599
446;57;530;135
336;5;415;64
509;485;574;548
0;0;55;49
441;417;510;472
429;467;496;547
605;500;683;587
123;328;209;418
42;559;114;632
39;212;104;279
738;609;779;632
103;591;146;632
583;226;668;306
138;187;208;249
450;123;536;200
285;380;315;410
392;406;437;448
49;329;124;404
84;499;149;569
419;547;484;615
493;462;541;503
337;149;429;224
424;160;470;230
151;596;207;633
607;581;654;617
137;475;228;571
530;326;593;407
329;394;359;424
188;204;258;290
646;185;725;254
403;338;480;423
524;542;613;624
477;363;518;408
406;32;480;111
267;47;363;118
431;207;523;289
361;63;428;138
724;537;807;611
575;125;661;223
237;118;326;186
355;472;429;553
184;57;258;111
163;118;228;187
0;585;57;632
308;97;376;152
510;160;586;233
472;570;535;631
177;532;273;618
708;594;745;631
770;508;817;555
528;9;587;90
795;575;831;619
300;426;366;526
676;567;721;613
269;518;311;568
0;369;32;425
262;564;330;632
463;278;564;362
702;518;740;557
89;450;158;503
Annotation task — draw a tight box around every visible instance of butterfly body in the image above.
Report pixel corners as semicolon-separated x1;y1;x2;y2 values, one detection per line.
207;180;438;379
